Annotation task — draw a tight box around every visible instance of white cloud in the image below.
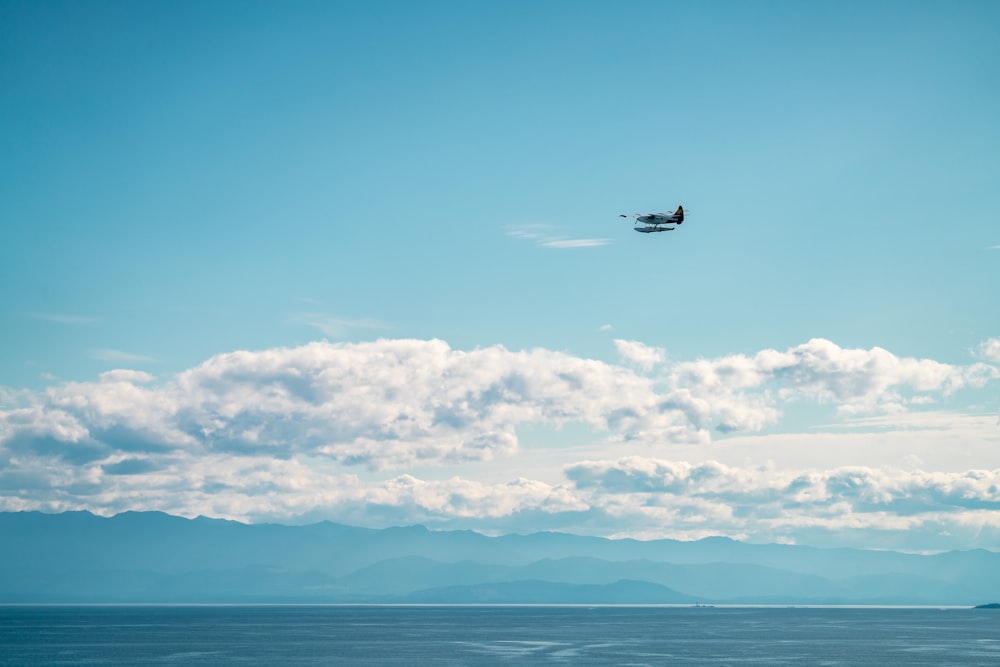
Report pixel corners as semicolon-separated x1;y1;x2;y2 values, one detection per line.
99;370;155;384
560;456;1000;547
672;338;997;417
2;338;994;472
614;339;666;371
4;446;998;549
2;336;999;548
977;338;1000;362
1;339;699;472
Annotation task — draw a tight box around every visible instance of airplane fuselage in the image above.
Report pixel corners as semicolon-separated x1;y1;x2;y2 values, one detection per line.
636;214;677;225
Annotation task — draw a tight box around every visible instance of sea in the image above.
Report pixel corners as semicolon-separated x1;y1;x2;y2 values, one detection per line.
2;605;999;665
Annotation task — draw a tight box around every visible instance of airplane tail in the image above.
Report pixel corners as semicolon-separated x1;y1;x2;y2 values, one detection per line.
675;205;684;223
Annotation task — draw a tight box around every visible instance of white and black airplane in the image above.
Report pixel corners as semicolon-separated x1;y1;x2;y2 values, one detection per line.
620;205;685;234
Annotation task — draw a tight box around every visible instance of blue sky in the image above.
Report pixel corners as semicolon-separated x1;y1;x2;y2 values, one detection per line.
2;0;999;551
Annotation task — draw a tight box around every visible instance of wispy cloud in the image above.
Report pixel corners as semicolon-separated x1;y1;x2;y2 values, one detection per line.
91;349;156;364
507;224;612;249
27;312;99;325
292;313;389;338
541;238;612;248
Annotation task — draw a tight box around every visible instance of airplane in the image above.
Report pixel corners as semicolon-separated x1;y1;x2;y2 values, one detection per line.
620;205;685;233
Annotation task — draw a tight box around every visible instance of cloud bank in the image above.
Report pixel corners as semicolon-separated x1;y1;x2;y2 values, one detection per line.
1;337;998;549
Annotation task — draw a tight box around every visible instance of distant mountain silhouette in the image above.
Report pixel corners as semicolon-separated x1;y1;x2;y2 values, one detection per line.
397;579;700;604
2;511;998;604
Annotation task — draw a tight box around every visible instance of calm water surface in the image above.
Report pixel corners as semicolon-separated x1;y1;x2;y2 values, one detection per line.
2;605;999;665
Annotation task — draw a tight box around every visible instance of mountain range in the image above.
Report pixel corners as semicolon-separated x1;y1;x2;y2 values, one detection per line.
3;511;999;605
